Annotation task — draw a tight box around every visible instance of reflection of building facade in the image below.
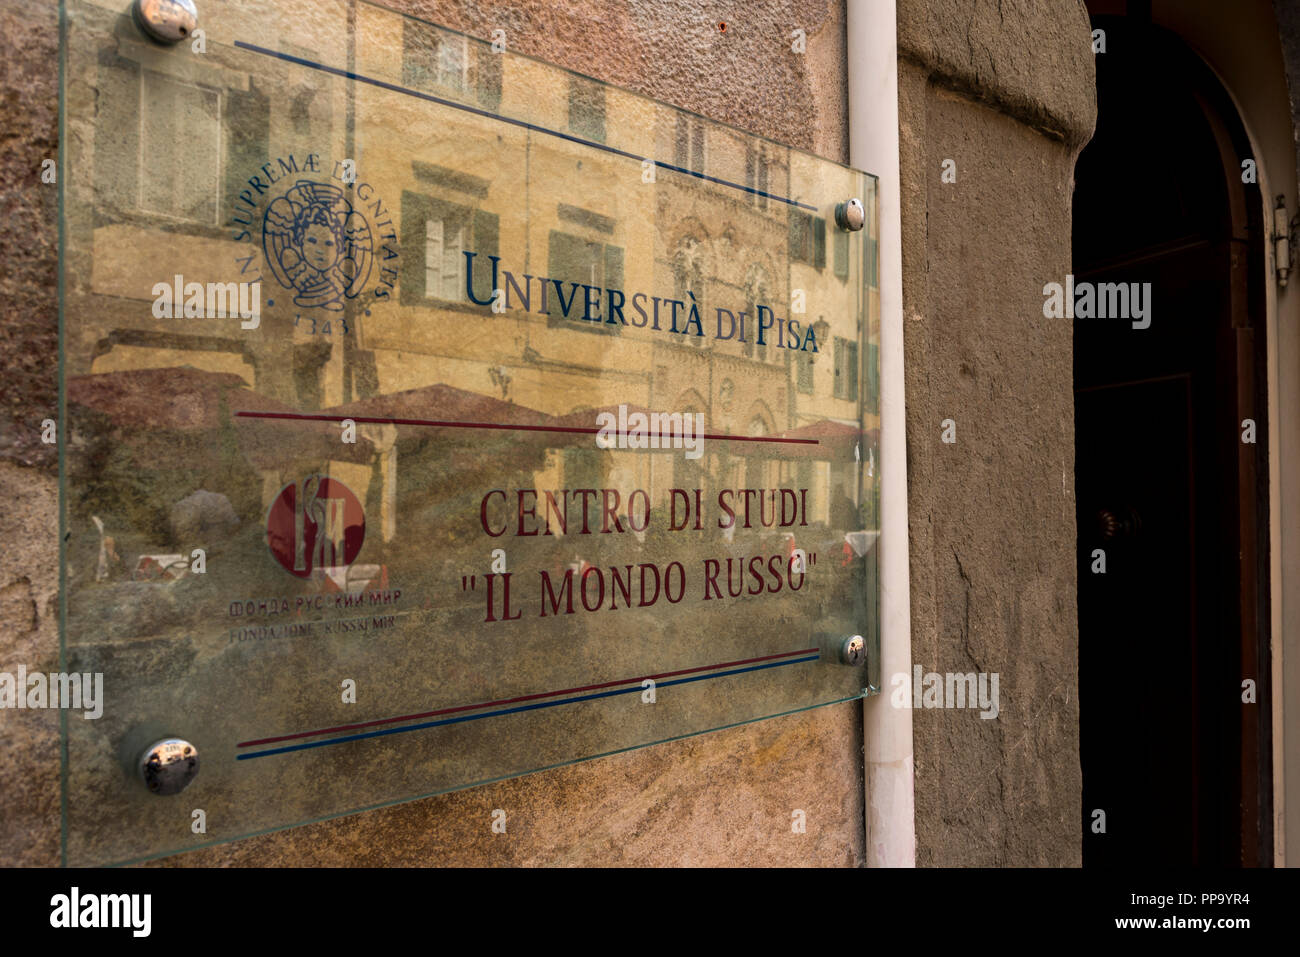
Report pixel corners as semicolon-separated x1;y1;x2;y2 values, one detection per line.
68;1;880;540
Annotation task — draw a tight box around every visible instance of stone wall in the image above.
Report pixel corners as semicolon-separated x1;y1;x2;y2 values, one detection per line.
0;0;65;868
896;0;1095;865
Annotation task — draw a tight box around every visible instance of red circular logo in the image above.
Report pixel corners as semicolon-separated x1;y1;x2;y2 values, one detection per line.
266;476;366;578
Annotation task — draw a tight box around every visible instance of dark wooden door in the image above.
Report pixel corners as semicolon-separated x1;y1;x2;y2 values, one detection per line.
1075;12;1271;867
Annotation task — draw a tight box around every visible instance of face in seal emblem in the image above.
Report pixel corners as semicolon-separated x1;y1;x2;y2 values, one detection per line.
262;180;374;312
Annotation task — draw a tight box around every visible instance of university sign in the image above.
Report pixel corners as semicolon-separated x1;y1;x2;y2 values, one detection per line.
58;0;880;865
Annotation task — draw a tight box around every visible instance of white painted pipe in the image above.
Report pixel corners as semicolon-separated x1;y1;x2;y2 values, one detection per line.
847;0;916;867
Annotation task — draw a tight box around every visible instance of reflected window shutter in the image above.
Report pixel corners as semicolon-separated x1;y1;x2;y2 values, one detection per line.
568;79;606;143
604;245;624;334
834;230;849;279
223;79;269;223
446;222;464;300
475;44;502;109
472;209;498;303
833;337;845;398
547;230;575;324
437;37;466;90
401;191;430;304
425;218;443;298
865;343;880;414
548;230;564;278
549;230;584;281
401;20;422;87
96;53;141;212
591;86;607;143
814;217;827;269
603;244;623;290
798;353;813;393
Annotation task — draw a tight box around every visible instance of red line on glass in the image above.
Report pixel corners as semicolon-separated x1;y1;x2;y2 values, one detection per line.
232;410;821;445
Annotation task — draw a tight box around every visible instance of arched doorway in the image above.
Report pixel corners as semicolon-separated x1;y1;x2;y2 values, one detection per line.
1075;10;1273;866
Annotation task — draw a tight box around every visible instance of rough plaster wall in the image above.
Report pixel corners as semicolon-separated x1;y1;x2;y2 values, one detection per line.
0;0;62;869
1276;1;1300;193
404;0;850;163
0;0;864;867
0;0;59;471
896;0;1096;865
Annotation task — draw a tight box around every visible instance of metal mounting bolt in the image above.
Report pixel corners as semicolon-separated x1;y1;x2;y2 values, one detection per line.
134;0;199;45
840;634;866;666
139;737;199;796
835;198;865;232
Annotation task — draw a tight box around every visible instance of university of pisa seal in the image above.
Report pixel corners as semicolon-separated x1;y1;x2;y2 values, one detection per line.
262;181;373;312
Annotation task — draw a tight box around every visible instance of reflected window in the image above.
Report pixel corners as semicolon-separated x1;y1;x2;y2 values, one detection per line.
403;22;468;94
833;336;859;400
790;211;827;269
568;77;606;143
401;191;499;306
547;230;623;334
403;20;501;107
436;36;468;90
138;71;221;224
424;217;465;300
865;342;880;414
676;116;706;174
98;43;267;229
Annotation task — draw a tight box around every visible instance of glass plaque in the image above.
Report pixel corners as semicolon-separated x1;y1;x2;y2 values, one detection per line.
59;0;881;865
